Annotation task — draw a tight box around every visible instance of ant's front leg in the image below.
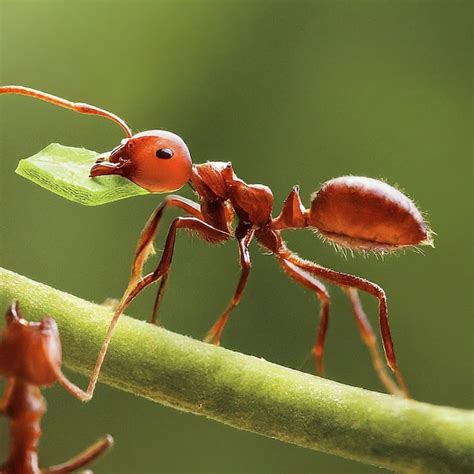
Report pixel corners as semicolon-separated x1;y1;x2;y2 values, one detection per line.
44;435;113;473
126;195;203;324
0;378;14;414
85;217;230;400
204;223;255;345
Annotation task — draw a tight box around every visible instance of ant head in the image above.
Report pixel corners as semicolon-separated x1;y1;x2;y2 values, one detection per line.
90;130;193;193
0;302;62;386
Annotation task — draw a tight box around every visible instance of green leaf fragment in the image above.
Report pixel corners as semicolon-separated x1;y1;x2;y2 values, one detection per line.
15;143;150;206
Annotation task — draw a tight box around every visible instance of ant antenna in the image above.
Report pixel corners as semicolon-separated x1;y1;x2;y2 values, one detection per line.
0;85;132;138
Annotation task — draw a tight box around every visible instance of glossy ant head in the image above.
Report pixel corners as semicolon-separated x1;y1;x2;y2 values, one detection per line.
1;302;61;387
90;130;193;193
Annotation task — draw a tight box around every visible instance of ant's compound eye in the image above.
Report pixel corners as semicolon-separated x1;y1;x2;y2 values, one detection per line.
156;148;174;159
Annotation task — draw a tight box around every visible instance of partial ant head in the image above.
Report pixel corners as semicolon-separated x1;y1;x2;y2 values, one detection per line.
0;302;62;387
90;130;193;193
0;87;193;193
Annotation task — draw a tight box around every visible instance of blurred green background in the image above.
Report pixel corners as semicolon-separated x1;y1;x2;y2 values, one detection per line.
0;1;472;472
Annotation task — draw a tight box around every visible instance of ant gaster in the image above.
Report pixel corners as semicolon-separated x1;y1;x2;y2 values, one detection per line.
0;86;433;399
0;302;113;473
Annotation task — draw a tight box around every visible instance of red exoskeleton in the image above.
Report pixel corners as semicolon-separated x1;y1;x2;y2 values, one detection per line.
0;86;433;399
0;302;113;473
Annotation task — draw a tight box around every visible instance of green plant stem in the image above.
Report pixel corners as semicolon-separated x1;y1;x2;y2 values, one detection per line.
0;267;472;473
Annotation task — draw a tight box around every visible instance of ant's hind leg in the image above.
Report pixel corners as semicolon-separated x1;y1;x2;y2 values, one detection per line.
343;287;404;396
278;258;330;376
204;224;254;346
44;435;114;473
286;254;410;397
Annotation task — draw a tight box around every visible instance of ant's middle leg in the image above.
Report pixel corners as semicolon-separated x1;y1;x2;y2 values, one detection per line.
286;253;410;397
84;217;230;401
278;258;330;376
204;223;255;345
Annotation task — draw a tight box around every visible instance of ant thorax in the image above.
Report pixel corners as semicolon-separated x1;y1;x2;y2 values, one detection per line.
191;161;274;229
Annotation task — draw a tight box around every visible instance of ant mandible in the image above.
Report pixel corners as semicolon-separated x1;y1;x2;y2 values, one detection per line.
1;86;433;399
0;302;113;473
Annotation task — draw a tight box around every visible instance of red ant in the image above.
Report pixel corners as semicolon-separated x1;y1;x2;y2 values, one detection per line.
0;302;113;473
0;86;433;399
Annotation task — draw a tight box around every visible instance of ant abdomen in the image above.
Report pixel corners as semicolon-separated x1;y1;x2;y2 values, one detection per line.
308;176;432;251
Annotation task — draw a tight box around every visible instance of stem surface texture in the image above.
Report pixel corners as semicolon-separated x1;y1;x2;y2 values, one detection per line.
0;267;472;473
